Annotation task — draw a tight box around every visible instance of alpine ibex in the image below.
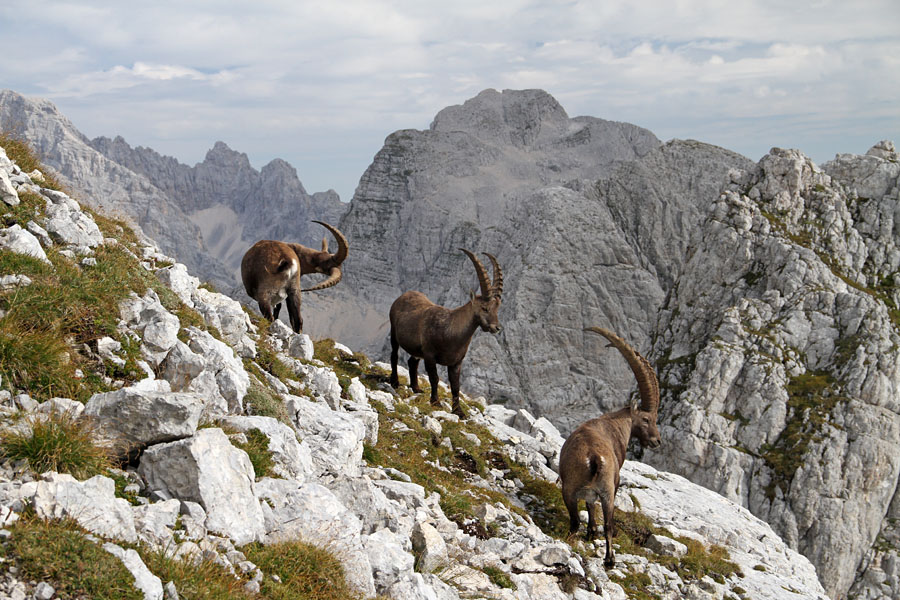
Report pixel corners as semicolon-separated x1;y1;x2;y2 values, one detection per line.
389;249;503;416
559;326;661;567
240;220;348;333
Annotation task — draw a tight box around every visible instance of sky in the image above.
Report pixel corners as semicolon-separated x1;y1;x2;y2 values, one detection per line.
1;0;898;203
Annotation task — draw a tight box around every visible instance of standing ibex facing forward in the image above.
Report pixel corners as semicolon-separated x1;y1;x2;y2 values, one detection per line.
240;221;348;333
559;326;661;568
389;249;503;416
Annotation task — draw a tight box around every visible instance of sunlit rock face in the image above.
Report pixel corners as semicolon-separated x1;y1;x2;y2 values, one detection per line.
645;142;900;598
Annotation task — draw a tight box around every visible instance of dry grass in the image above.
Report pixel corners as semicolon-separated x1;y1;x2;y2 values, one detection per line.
0;411;111;479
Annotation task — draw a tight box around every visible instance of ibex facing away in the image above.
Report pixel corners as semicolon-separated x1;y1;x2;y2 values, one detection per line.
559;326;660;567
389;249;503;416
240;221;348;333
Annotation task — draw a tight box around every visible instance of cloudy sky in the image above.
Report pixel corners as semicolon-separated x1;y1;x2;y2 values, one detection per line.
1;0;898;201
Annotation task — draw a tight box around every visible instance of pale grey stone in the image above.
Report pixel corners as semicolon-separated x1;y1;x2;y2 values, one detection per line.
255;478;375;597
0;166;19;206
287;333;315;361
284;394;365;477
84;387;203;448
411;521;448;573
25;220;52;247
365;527;415;592
103;542;164;600
645;533;688;558
0;224;49;263
36;397;84;418
32;582;54;600
29;473;137;542
137;428;265;546
133;498;181;548
156;263;199;307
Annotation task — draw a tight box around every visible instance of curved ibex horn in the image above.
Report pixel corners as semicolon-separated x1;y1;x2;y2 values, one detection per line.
302;221;349;292
460;248;492;298
313;220;348;265
585;326;660;414
484;252;503;298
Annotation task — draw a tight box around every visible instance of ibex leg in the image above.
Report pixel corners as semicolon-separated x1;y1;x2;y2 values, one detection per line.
602;496;616;567
563;491;580;536
448;363;463;416
586;500;598;539
389;329;400;389
285;287;302;333
424;360;440;406
257;300;274;322
407;357;421;392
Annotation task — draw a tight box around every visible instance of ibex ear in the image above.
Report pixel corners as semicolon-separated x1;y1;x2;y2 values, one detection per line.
321;236;329;252
630;394;640;412
470;289;476;302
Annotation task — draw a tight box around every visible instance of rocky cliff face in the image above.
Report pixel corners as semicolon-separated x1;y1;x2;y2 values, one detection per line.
88;136;347;277
335;89;753;433
644;142;900;599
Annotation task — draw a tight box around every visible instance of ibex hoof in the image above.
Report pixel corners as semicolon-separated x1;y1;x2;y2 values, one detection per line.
604;556;615;568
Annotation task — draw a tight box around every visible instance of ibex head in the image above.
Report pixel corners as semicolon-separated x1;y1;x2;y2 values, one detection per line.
461;249;504;334
300;221;349;292
585;326;661;449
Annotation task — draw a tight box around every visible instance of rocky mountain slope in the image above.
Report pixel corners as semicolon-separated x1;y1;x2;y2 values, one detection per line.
0;142;829;599
4;87;899;598
645;141;900;599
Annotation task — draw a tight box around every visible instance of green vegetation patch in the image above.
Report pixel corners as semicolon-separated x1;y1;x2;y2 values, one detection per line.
609;510;741;596
140;547;251;600
0;237;208;402
244;378;291;424
760;370;844;500
313;338;390;393
482;565;515;589
230;428;275;479
5;514;142;600
245;540;364;600
0;411;111;479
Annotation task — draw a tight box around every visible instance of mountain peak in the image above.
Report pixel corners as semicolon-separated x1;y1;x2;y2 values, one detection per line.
431;88;570;147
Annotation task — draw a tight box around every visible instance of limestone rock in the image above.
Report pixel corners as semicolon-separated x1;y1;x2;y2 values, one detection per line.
84;387;203;449
645;145;900;598
0;224;49;263
27;473;138;543
255;478;376;597
137;428;266;546
284;394;365;477
103;542;164;600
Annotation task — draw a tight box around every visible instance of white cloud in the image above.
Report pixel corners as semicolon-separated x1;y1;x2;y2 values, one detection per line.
0;0;897;200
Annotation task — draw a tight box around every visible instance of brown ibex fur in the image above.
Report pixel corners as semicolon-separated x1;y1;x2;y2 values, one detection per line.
240;221;348;333
389;249;503;416
559;326;661;567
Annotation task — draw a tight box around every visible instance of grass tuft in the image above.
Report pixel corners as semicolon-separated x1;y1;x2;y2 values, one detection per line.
230;428;275;479
6;514;142;599
0;411;111;479
140;546;251;599
245;540;364;600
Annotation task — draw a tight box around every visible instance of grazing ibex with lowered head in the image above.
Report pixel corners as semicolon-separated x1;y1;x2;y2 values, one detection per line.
559;326;660;567
240;221;348;333
389;249;503;416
